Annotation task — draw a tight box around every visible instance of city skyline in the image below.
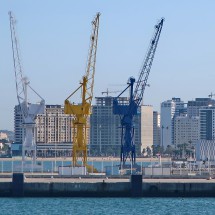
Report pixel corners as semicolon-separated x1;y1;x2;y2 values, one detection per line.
1;1;215;130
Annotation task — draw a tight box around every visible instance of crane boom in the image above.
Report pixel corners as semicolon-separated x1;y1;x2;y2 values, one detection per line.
134;18;164;107
113;18;164;166
9;11;26;118
9;11;45;162
64;13;100;166
85;14;100;105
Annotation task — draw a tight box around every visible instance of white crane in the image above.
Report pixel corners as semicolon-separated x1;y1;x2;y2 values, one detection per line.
9;11;45;162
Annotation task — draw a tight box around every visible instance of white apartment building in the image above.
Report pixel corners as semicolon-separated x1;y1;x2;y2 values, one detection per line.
141;105;153;152
174;116;199;145
161;98;186;149
160;100;176;149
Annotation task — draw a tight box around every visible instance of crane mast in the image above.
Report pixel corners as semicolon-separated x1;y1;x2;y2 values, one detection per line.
9;11;45;162
64;13;100;166
113;18;164;166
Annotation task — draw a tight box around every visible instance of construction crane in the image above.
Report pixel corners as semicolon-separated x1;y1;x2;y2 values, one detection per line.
113;18;164;166
64;13;100;167
102;88;121;96
208;92;215;98
9;11;45;162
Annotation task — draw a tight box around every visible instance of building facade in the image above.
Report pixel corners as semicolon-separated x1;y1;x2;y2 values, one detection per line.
187;98;215;117
153;111;160;146
14;104;73;157
195;106;215;161
141;105;153;153
196;140;215;161
14;105;23;144
90;97;141;156
160;99;176;149
174;116;199;146
199;106;215;140
160;98;186;149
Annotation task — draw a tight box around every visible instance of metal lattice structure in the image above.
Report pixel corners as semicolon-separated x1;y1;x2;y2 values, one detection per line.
9;11;45;162
113;18;164;165
64;13;100;166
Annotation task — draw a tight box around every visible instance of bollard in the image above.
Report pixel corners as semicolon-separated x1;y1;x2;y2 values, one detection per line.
130;174;142;197
12;173;24;197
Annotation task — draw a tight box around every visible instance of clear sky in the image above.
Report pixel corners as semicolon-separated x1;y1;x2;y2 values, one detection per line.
1;0;215;130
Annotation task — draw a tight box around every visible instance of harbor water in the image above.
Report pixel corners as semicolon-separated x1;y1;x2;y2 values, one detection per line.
0;197;215;215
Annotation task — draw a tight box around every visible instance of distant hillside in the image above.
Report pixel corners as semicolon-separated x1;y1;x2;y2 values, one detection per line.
0;130;14;142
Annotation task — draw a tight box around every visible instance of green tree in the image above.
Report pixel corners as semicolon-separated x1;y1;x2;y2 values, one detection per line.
164;145;174;156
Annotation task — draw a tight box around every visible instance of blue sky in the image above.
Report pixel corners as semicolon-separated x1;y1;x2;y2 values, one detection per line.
1;0;215;130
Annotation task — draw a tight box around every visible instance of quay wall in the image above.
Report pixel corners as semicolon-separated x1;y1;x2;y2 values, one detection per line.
1;177;215;197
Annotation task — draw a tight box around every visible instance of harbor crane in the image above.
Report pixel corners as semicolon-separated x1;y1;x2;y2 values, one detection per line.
113;18;164;166
9;11;45;162
64;13;100;166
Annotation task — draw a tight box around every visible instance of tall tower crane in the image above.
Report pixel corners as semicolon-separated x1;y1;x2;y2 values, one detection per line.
113;18;164;166
64;13;100;167
9;11;45;162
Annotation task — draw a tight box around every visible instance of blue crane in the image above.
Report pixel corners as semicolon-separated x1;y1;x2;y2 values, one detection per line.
113;18;164;166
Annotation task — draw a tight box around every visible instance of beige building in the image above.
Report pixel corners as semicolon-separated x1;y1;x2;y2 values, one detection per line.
141;105;153;153
14;104;73;157
36;105;73;144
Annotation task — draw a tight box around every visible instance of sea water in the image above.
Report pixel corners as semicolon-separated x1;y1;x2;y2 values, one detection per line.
0;197;215;215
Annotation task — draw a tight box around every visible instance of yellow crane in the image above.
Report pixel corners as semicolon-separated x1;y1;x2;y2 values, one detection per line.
64;13;100;166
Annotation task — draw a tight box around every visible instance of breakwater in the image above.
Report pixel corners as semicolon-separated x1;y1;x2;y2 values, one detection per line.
1;174;215;197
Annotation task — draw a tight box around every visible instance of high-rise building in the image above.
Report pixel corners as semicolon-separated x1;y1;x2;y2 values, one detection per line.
160;100;176;149
174;116;199;146
141;105;153;152
14;104;73;157
14;105;23;144
160;98;186;149
36;105;72;143
187;98;215;117
153;111;160;146
196;106;215;161
90;96;141;156
199;106;215;140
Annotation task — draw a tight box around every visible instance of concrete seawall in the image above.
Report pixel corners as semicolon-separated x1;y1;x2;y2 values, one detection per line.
1;175;215;197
